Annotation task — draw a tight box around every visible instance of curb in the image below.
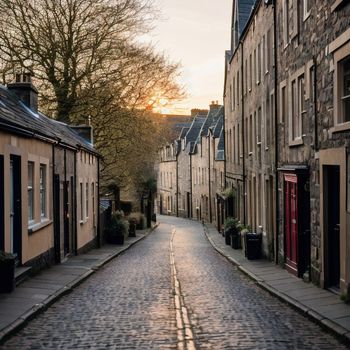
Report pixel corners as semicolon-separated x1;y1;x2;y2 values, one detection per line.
0;223;159;344
202;224;350;346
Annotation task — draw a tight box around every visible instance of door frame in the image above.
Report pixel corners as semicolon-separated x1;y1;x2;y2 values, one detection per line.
0;155;4;251
10;155;22;263
53;174;61;263
319;148;347;294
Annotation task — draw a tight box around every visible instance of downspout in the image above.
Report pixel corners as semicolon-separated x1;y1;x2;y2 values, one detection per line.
52;143;59;263
97;157;101;248
240;40;247;225
190;153;193;218
74;151;78;255
208;136;212;222
313;57;318;152
176;151;179;217
273;0;279;264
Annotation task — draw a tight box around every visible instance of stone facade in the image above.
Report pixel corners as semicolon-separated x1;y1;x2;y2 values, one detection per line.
224;0;350;297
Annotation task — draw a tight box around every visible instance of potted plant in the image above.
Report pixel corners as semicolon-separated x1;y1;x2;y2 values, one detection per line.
0;251;16;293
104;213;129;245
224;217;239;246
237;223;251;255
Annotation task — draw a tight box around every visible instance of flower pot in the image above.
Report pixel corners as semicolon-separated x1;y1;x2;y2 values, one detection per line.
0;255;15;293
230;229;241;249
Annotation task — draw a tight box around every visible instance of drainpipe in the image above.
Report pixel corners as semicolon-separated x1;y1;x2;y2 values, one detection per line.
73;151;78;255
190;153;193;218
97;157;101;248
176;152;179;217
313;57;318;152
240;40;247;225
273;0;280;264
208;136;212;222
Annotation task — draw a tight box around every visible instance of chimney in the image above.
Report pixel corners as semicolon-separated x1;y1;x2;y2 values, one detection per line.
71;125;94;145
209;100;221;111
7;73;38;112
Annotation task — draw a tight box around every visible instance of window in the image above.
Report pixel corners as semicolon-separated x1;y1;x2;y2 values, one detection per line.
28;162;34;222
40;165;46;218
92;182;95;225
80;183;83;221
237;71;240;106
281;86;287;124
254;48;257;84
257;42;261;83
262;35;266;74
267;29;271;71
245;59;248;94
257;107;262;144
340;56;350;123
249;114;253;153
303;0;311;20
232;77;236;110
85;183;89;218
266;96;271;147
283;0;290;46
291;76;304;140
249;54;253;91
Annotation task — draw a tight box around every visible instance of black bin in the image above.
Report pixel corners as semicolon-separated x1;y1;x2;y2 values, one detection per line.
0;254;15;293
245;233;262;260
224;229;231;245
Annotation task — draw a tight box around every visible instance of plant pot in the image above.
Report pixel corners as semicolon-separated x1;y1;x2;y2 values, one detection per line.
0;256;15;293
107;234;125;245
231;230;241;249
128;221;136;237
224;229;231;245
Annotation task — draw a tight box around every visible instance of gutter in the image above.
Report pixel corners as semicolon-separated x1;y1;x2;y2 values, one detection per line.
208;136;212;222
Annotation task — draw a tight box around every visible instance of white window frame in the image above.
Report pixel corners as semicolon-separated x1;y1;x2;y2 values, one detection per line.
303;0;311;21
28;161;34;223
40;164;47;218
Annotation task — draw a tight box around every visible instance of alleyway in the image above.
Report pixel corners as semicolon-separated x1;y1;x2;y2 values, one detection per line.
0;216;347;349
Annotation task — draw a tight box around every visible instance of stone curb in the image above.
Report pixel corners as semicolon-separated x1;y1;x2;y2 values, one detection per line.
202;224;350;346
0;223;159;344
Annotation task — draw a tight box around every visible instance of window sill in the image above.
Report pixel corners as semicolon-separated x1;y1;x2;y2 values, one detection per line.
303;12;311;21
331;0;347;12
28;219;52;235
289;138;304;147
248;152;253;156
329;122;350;135
265;147;269;151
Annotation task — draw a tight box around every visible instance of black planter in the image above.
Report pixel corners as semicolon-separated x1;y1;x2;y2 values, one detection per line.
128;221;136;237
107;234;125;245
231;229;241;249
224;229;231;245
0;256;15;293
245;233;262;260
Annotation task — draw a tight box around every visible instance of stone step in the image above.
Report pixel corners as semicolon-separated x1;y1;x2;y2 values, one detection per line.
14;266;32;286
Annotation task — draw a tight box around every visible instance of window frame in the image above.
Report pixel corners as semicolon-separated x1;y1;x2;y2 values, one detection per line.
39;164;47;218
28;161;34;223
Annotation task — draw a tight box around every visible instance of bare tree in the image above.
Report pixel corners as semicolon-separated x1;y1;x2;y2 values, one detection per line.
0;0;156;122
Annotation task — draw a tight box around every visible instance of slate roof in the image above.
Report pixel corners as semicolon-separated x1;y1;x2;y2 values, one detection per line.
216;129;225;161
0;85;96;153
212;108;224;138
178;127;190;140
183;115;206;153
238;0;256;39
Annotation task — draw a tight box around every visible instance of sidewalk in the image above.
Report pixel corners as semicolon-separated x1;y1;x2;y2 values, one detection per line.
204;223;350;344
0;226;156;343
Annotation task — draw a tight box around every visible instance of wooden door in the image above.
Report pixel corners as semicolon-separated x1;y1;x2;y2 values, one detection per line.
325;166;340;289
285;175;298;276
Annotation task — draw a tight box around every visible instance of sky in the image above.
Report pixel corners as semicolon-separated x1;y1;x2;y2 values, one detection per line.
142;0;232;115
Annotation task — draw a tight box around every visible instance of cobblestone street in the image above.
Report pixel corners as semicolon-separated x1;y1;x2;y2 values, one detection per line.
1;216;348;349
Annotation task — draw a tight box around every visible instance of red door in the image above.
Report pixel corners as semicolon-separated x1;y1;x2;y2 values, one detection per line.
284;174;298;276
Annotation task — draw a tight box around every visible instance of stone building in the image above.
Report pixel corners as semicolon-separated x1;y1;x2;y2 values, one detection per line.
224;0;275;258
157;142;177;215
275;0;350;296
224;0;350;298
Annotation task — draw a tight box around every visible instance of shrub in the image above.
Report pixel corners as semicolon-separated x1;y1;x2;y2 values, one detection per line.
104;213;129;244
224;217;239;231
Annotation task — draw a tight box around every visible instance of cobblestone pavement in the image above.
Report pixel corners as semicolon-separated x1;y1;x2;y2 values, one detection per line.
0;227;177;350
1;215;348;349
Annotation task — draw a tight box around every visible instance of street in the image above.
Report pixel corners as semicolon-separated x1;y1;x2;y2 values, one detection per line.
0;215;347;349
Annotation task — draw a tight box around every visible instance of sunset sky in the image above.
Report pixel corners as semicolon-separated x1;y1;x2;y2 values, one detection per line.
143;0;232;115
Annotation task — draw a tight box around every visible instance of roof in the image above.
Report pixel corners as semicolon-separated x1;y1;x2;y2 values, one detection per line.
216;129;225;161
178;127;190;140
198;105;224;140
0;85;96;153
212;108;224;138
184;115;206;149
238;0;256;38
